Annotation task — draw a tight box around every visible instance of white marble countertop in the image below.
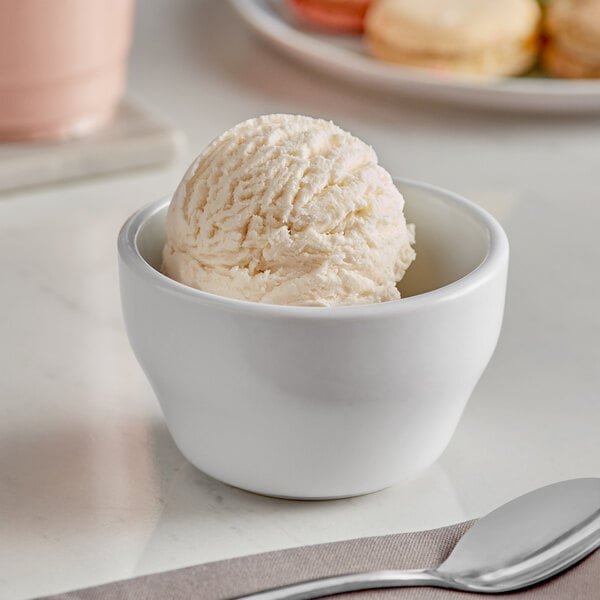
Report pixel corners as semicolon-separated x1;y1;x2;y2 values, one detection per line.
1;2;600;599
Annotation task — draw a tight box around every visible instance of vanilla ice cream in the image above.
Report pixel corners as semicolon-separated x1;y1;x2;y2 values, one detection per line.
162;114;415;306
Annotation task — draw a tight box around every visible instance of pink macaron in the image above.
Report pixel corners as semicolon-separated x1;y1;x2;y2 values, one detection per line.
289;0;372;33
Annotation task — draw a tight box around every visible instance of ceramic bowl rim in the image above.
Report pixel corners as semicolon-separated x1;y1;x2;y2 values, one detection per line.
118;177;509;320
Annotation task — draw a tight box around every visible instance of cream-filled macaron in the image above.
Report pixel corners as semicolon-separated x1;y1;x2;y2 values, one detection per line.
543;0;600;78
365;0;541;77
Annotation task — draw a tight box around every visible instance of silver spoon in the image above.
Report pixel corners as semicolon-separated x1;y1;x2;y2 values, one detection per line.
235;478;600;599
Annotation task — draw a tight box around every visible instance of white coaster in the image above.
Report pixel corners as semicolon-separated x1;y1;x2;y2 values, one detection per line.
0;100;185;193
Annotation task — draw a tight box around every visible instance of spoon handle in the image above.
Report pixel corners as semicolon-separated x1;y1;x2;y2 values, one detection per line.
234;569;443;600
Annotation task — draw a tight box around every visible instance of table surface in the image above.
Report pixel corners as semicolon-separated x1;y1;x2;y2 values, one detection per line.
2;2;599;599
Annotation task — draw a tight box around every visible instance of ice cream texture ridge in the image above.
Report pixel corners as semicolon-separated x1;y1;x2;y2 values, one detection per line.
162;114;416;306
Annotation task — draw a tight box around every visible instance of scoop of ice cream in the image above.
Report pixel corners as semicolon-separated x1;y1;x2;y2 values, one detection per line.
162;114;415;306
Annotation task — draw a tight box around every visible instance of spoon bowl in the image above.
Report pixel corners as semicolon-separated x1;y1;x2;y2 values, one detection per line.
236;478;600;599
437;477;600;593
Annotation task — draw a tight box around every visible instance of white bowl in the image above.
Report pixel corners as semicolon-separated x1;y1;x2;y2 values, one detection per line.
118;178;509;499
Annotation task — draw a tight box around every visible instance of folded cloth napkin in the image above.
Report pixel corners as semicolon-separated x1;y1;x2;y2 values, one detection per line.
38;520;598;599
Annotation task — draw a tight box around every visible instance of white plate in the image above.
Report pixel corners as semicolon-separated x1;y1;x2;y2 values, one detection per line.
231;0;600;113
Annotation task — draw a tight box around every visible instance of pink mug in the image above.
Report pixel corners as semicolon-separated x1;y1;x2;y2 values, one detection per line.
0;0;134;141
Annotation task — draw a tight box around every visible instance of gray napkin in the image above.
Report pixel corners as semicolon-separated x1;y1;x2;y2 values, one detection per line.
37;520;599;599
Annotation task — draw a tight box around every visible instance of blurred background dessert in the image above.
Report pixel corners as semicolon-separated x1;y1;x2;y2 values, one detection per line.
364;0;541;77
283;0;600;81
288;0;372;32
0;0;134;141
543;0;600;78
0;0;183;194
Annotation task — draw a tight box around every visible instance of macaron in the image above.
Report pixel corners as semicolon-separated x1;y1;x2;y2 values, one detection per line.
288;0;372;33
365;0;542;77
543;0;600;78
